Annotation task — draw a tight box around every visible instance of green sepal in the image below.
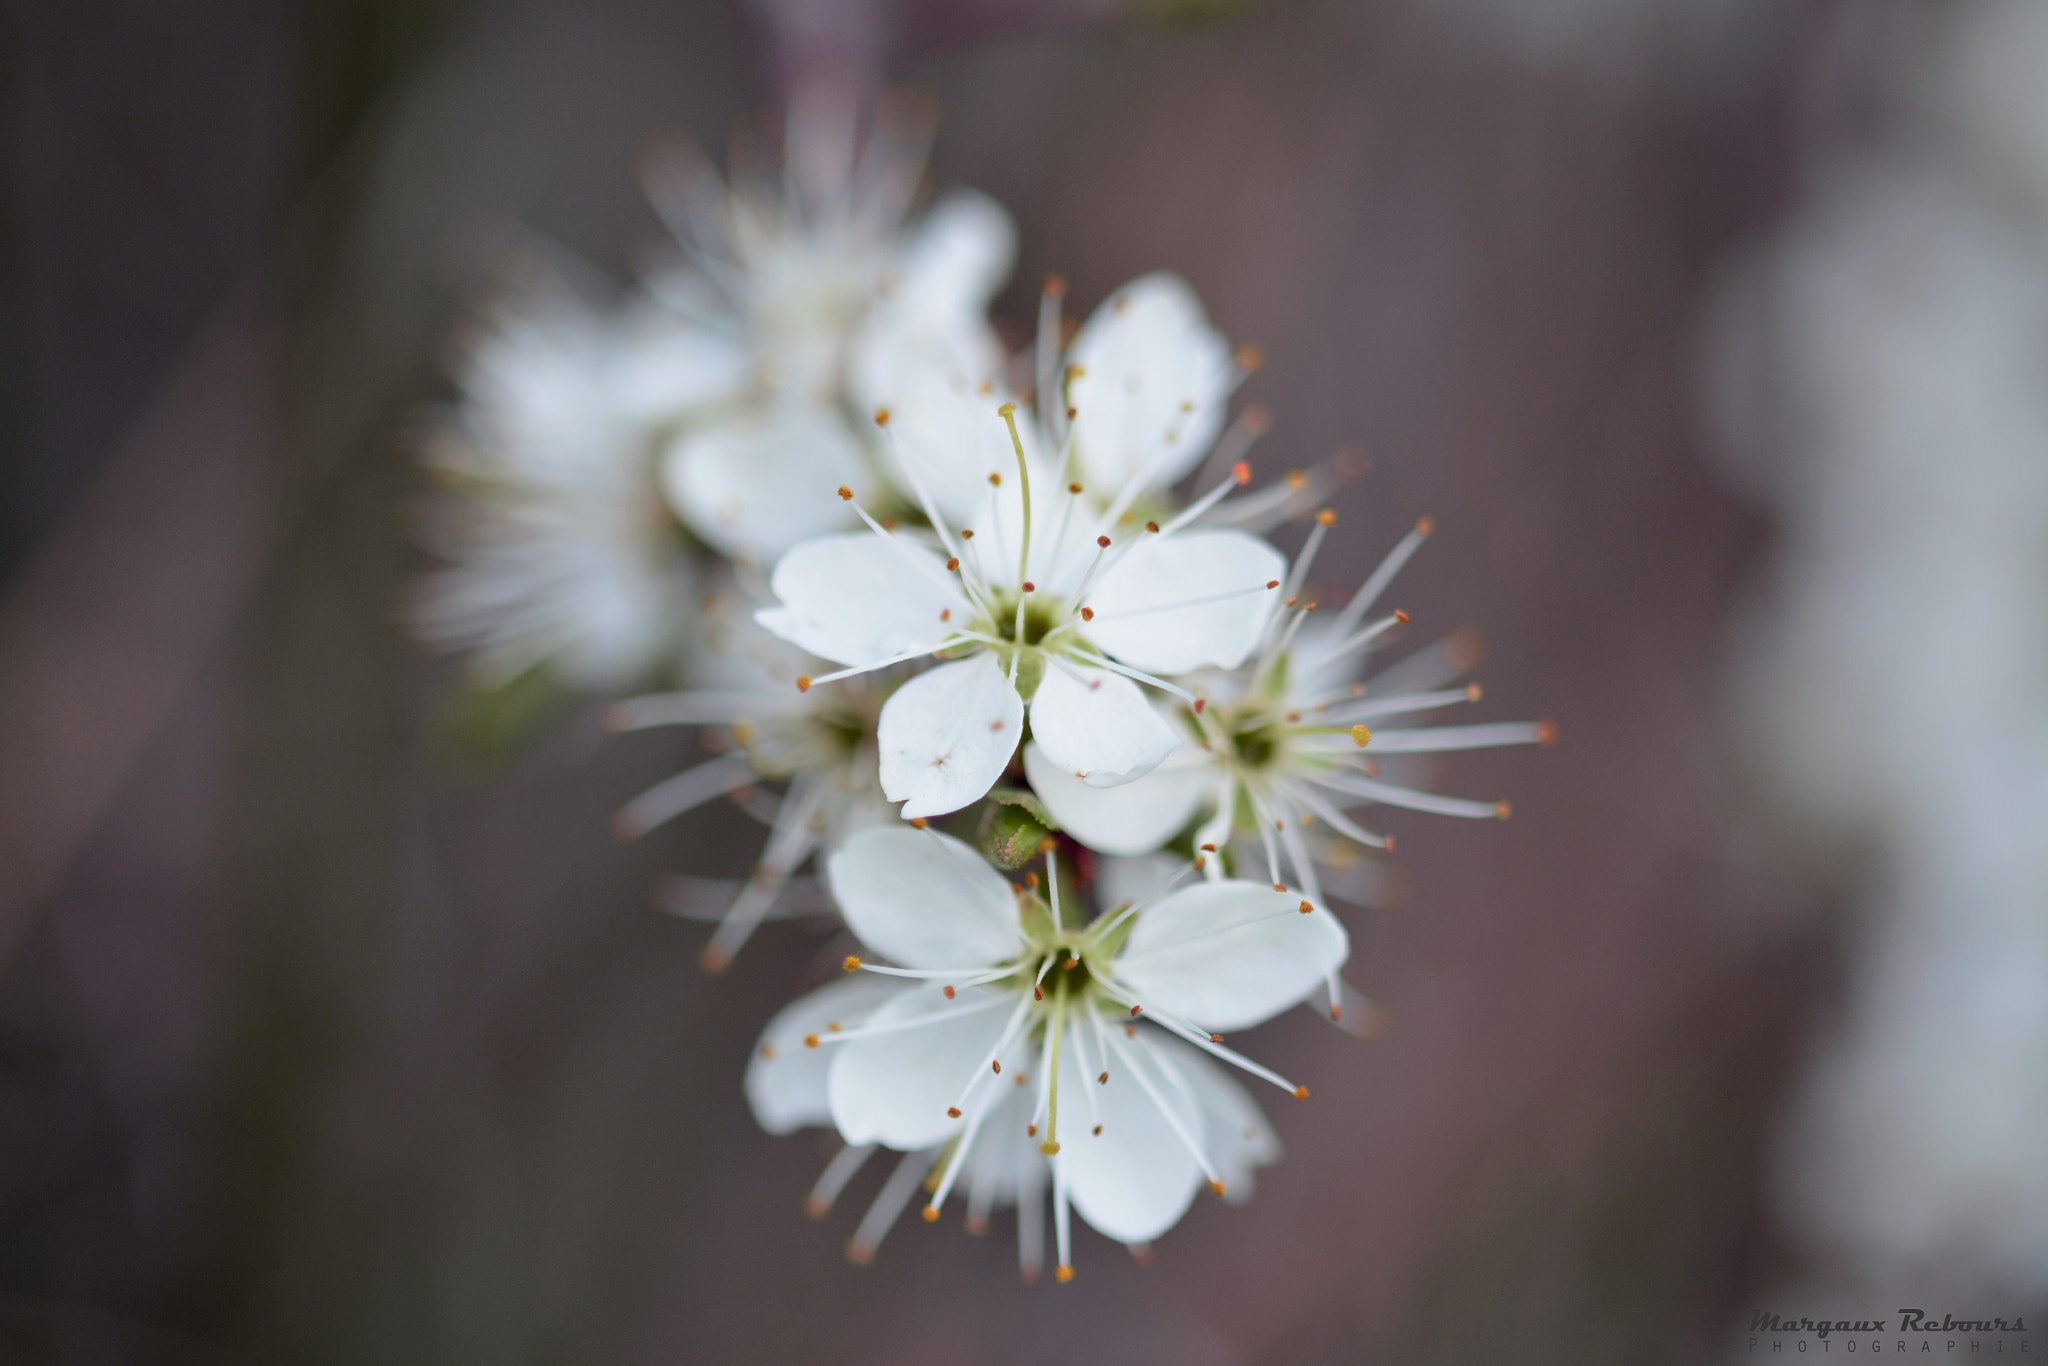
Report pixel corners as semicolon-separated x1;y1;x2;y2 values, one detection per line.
985;787;1057;828
980;799;1053;871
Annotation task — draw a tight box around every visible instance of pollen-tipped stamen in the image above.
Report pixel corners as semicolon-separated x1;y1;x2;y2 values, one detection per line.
1329;517;1432;640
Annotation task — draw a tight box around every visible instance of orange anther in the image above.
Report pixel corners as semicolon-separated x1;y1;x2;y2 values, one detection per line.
1232;461;1251;485
837;485;854;501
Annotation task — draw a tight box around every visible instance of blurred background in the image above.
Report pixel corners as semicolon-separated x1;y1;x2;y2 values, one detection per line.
5;0;2044;1360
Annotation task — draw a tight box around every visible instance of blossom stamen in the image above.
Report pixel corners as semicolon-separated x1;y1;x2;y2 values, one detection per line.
613;753;756;839
1328;516;1433;640
805;1141;877;1219
846;1148;937;1265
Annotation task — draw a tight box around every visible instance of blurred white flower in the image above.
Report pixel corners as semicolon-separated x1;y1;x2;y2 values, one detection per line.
1025;514;1552;932
410;271;735;690
643;84;1016;565
1709;0;2048;1299
747;825;1329;1278
756;399;1288;818
604;584;893;970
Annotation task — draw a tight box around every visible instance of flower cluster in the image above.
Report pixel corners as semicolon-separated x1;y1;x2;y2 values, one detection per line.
411;92;1550;1281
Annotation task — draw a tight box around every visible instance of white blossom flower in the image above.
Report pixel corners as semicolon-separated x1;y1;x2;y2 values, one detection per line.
755;397;1289;819
1024;513;1555;942
641;84;1016;565
746;824;1341;1278
410;271;738;689
604;585;892;969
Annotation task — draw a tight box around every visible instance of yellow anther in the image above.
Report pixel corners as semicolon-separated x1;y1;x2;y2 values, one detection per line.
843;956;862;971
1351;724;1372;747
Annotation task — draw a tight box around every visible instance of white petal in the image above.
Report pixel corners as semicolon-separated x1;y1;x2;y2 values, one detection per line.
1023;741;1211;855
607;304;748;422
745;974;912;1136
826;825;1025;969
876;654;1025;817
1092;853;1191;915
962;1087;1048;1204
1114;882;1348;1032
755;532;967;666
1062;1028;1202;1244
1028;662;1179;788
1066;272;1233;497
827;985;1018;1150
1083;529;1286;675
890;192;1016;323
1153;1036;1280;1204
660;404;864;562
869;360;1023;527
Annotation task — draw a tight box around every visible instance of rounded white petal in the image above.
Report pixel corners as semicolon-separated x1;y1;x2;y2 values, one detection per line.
1024;741;1210;855
1066;272;1233;496
1027;662;1179;788
828;984;1017;1150
876;653;1024;817
754;532;967;666
1114;882;1348;1032
660;404;865;562
1153;1036;1280;1205
745;974;911;1135
1062;1029;1203;1243
870;362;1022;526
1084;529;1287;675
826;825;1025;969
890;191;1016;323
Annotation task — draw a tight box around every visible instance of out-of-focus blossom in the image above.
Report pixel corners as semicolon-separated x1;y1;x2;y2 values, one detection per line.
646;85;1016;565
747;825;1329;1277
1710;0;2048;1298
605;583;893;969
409;273;733;690
756;402;1287;817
